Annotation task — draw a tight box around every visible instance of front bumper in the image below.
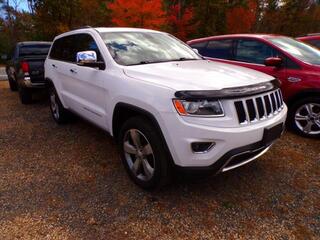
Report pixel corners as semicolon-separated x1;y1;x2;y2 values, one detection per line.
175;138;273;174
161;105;287;170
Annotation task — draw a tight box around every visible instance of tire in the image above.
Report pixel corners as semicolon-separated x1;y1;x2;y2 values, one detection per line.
118;116;173;190
49;85;72;124
8;77;18;91
287;96;320;138
18;86;32;104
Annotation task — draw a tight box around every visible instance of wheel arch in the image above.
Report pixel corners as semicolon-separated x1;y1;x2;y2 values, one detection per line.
286;88;320;108
45;77;67;108
112;102;162;139
112;102;175;166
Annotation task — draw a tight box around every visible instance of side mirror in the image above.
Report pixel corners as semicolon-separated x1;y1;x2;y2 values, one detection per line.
264;57;283;68
192;48;199;54
76;51;105;70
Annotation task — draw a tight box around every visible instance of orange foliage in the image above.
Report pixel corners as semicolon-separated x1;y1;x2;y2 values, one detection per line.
167;3;197;41
107;0;166;30
226;0;257;34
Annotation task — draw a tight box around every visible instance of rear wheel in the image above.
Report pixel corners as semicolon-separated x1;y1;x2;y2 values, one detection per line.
118;116;172;190
8;77;18;91
18;86;32;104
49;85;72;124
288;97;320;138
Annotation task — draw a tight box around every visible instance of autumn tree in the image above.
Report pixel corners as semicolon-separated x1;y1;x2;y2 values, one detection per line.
226;0;257;33
258;0;320;36
107;0;166;29
166;2;197;41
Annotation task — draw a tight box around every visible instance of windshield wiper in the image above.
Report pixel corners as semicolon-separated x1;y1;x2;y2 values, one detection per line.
175;57;201;61
127;58;202;66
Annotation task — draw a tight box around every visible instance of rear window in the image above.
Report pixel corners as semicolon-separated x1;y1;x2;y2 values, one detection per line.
19;44;51;57
197;39;233;60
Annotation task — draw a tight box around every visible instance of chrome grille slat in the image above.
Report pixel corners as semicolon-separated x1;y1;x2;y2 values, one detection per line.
268;94;274;114
279;90;284;106
253;98;260;120
242;100;250;122
273;92;279;110
275;90;281;109
234;89;284;125
261;96;267;119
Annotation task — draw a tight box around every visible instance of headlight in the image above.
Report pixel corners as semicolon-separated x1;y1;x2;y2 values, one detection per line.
173;99;224;117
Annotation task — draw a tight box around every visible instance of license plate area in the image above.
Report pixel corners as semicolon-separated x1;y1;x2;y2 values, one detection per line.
262;123;284;146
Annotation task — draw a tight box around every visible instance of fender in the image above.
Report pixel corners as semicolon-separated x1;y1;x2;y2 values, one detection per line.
112;102;163;138
112;102;175;165
287;88;320;107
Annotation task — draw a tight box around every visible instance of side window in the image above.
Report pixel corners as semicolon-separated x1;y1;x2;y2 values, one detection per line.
49;36;75;62
202;39;233;59
278;52;300;69
75;34;103;62
49;39;61;60
235;39;275;64
189;41;207;56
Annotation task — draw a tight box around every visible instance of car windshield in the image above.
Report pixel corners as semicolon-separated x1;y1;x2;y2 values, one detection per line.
99;31;201;66
269;37;320;65
19;44;51;57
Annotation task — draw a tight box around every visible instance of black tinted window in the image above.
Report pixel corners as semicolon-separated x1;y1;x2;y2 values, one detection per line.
201;40;233;59
49;36;74;62
189;41;207;55
50;34;103;62
235;39;275;64
19;44;51;57
49;39;61;60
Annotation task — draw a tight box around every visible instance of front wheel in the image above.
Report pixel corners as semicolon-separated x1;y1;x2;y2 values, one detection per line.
288;97;320;138
118;116;172;190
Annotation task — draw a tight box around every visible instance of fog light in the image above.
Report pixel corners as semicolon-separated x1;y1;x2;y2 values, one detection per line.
191;142;215;153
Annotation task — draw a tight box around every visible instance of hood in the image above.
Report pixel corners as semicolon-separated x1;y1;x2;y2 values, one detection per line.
123;60;275;91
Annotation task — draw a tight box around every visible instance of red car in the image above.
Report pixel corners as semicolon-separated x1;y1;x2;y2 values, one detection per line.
297;34;320;49
188;34;320;138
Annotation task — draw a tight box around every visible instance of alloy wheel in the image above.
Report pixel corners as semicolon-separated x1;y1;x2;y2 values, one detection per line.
123;129;155;181
50;91;60;120
294;103;320;135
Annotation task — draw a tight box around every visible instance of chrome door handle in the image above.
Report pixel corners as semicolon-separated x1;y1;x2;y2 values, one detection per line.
288;77;301;82
70;69;77;74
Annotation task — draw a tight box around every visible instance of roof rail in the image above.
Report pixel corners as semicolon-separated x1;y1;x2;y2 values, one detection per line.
307;33;320;36
72;26;93;30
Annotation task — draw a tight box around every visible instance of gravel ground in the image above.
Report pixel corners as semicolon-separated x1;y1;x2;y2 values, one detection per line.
0;80;319;240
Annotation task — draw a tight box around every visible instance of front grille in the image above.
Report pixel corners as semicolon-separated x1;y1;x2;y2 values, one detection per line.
234;89;284;124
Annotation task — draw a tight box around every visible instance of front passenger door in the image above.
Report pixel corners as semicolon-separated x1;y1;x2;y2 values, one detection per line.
66;34;109;129
232;38;287;82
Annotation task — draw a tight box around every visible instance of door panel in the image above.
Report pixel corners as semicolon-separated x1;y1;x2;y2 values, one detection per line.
57;33;108;129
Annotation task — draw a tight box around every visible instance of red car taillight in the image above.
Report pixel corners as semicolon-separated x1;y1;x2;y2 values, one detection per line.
21;61;29;73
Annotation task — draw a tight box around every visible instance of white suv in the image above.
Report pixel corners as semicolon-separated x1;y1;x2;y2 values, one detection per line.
45;27;287;189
